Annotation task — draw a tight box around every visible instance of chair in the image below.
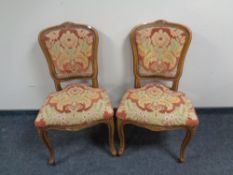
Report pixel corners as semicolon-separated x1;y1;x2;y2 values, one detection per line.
34;22;116;164
116;20;199;162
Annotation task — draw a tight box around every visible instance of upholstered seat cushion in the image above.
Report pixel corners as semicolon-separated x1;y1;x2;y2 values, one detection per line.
35;84;113;128
117;83;199;127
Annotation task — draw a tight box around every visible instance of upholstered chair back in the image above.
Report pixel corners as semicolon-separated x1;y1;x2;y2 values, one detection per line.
130;20;192;90
39;22;99;90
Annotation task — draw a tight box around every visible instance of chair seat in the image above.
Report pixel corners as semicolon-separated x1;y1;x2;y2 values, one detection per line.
35;84;114;128
117;83;199;127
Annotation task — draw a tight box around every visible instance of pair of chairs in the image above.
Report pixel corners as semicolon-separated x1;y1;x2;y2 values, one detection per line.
34;20;199;165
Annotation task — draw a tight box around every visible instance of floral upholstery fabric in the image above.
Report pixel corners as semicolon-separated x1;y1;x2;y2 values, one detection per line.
135;26;187;77
35;84;113;128
117;84;199;127
41;24;95;78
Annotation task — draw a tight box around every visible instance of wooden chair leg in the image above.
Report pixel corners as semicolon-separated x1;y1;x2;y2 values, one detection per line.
179;127;196;163
117;118;125;156
37;128;56;165
107;118;117;156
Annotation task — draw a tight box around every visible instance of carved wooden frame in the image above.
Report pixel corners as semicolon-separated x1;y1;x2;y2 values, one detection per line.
37;22;116;165
117;20;197;162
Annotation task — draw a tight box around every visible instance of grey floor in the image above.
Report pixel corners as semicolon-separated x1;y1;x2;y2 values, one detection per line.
0;109;233;175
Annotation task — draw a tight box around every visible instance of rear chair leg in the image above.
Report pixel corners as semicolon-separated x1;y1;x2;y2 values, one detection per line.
117;118;125;156
107;118;117;156
37;128;56;165
179;127;196;163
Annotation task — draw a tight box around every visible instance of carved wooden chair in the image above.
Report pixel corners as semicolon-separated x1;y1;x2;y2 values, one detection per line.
34;22;116;164
116;20;199;162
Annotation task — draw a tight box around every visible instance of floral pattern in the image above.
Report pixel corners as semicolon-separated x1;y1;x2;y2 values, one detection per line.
35;84;113;128
117;84;199;127
48;84;102;113
41;25;95;78
135;27;187;77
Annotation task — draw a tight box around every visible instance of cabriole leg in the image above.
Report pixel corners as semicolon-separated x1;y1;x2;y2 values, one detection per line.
37;128;56;165
179;127;196;163
117;118;125;156
107;118;117;156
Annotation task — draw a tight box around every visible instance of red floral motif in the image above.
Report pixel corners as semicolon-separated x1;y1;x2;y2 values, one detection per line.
117;111;127;120
186;117;199;126
34;118;46;128
151;29;171;48
148;61;170;74
127;84;184;113
47;84;103;113
103;111;114;119
59;30;78;49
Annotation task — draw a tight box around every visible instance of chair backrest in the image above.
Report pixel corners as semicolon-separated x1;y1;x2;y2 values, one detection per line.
130;20;192;90
38;22;99;91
